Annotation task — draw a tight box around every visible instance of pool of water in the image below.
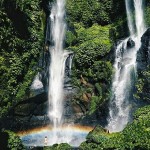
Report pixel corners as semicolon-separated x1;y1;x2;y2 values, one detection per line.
18;125;93;147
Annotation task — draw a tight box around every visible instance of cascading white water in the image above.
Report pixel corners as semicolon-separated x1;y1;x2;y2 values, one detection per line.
48;0;67;144
125;0;135;35
48;0;76;145
31;73;43;91
107;0;146;132
134;0;145;38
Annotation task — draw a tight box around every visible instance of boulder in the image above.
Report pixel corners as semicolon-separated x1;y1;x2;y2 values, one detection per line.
0;92;48;131
14;103;37;116
33;101;48;116
127;38;135;49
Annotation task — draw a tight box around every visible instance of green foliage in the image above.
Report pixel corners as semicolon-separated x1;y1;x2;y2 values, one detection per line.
44;143;72;150
65;0;147;117
87;61;113;114
134;67;150;102
134;105;150;120
66;0;113;27
71;24;112;73
121;105;150;149
80;106;150;150
0;0;44;117
2;130;25;150
110;16;129;41
74;23;111;45
66;0;128;41
95;83;102;96
66;0;126;28
65;30;77;47
15;61;37;100
67;23;113;115
89;96;102;115
87;61;113;83
145;6;150;27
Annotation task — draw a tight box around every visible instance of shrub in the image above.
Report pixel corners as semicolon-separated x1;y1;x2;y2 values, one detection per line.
0;130;25;150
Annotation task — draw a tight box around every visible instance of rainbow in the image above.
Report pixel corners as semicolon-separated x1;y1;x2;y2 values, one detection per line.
17;125;94;147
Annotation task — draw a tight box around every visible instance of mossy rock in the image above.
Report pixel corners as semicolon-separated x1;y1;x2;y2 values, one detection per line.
86;125;110;144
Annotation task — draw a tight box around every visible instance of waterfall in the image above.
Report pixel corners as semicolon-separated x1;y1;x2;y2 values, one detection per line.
125;0;134;35
46;0;75;145
134;0;145;38
106;0;146;132
30;73;44;95
48;0;68;144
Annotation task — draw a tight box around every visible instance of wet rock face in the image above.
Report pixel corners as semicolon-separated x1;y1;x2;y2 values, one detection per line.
127;38;135;49
0;91;87;131
137;28;150;71
0;93;48;131
41;0;54;16
15;103;37;116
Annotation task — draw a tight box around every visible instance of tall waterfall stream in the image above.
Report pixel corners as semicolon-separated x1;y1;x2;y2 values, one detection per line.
107;0;146;132
47;0;76;145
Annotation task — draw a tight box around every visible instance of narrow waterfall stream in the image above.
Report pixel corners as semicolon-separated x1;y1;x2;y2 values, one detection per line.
48;0;65;138
47;0;88;146
107;0;146;132
125;0;135;35
48;0;72;144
